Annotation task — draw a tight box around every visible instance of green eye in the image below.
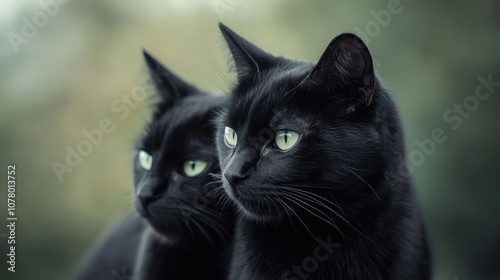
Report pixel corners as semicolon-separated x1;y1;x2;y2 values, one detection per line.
224;127;238;148
184;160;208;177
275;130;300;151
138;150;153;171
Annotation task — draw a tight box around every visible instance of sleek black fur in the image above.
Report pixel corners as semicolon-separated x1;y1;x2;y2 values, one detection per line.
74;51;233;280
216;24;431;280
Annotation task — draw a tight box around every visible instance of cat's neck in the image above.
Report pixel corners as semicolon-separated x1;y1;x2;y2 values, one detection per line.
136;226;230;280
233;217;375;279
230;181;423;280
236;204;378;254
149;224;230;255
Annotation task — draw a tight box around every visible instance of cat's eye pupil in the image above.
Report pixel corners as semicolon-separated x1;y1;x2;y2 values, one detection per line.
184;160;208;177
275;130;299;151
224;127;238;148
138;150;153;171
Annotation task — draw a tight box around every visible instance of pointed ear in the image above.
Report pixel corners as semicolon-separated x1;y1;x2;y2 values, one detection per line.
308;33;375;104
143;50;197;105
218;23;276;81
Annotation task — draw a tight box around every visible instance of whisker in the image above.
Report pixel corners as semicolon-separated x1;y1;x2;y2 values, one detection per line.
190;217;217;249
281;192;344;237
282;190;340;222
182;206;229;241
344;167;381;202
281;186;342;210
209;173;223;179
184;43;231;90
275;197;296;230
203;181;224;197
278;196;316;241
281;187;370;240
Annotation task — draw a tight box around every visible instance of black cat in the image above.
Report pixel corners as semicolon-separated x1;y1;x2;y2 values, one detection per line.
216;24;431;280
74;51;233;280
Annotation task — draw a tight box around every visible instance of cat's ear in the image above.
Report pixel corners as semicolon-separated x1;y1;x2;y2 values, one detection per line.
307;33;375;104
143;50;196;104
219;23;276;81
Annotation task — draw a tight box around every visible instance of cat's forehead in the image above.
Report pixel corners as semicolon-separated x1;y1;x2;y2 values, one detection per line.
145;95;222;151
228;65;314;129
269;108;311;129
227;93;312;136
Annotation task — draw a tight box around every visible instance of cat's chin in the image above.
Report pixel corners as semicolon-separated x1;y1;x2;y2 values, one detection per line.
236;203;281;223
222;182;282;223
145;217;186;240
134;199;185;238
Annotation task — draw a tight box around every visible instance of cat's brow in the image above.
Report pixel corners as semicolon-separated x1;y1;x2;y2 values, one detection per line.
269;111;310;131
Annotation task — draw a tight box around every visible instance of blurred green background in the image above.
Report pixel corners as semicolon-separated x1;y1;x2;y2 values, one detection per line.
1;0;499;279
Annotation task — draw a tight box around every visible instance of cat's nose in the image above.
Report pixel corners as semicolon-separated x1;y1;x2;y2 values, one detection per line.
224;172;247;187
137;177;161;207
223;149;254;188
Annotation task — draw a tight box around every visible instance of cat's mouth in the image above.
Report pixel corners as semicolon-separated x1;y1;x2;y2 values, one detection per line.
222;181;283;222
135;197;176;223
135;198;197;236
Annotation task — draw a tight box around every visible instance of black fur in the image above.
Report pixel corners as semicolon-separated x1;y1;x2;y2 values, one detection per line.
74;51;233;280
216;24;431;280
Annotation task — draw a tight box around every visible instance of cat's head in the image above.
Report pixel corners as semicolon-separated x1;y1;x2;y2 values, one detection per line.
134;51;230;242
216;24;404;224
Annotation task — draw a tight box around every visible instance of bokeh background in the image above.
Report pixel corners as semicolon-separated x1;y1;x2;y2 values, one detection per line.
1;0;499;279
